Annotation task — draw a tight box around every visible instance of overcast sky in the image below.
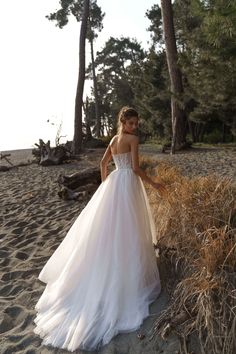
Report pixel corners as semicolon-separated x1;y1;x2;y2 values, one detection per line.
0;0;159;151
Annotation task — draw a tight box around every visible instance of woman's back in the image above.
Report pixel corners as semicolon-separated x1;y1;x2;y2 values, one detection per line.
109;133;134;155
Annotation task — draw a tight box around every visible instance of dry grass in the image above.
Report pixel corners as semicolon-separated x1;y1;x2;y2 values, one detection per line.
140;155;236;354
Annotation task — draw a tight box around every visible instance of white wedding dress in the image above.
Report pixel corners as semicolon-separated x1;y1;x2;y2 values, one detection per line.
33;151;161;352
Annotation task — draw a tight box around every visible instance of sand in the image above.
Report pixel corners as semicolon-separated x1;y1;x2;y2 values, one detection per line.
0;145;235;353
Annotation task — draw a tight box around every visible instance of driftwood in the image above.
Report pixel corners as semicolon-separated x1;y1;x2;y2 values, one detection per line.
57;167;101;200
32;139;73;166
0;153;14;166
0;153;36;172
0;166;10;172
57;167;101;189
0;153;13;171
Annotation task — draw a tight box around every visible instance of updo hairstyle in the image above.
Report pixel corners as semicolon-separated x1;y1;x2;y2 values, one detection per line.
116;106;139;135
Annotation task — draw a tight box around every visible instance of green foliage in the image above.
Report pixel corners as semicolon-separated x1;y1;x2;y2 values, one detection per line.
146;4;163;45
49;0;236;143
99;135;113;145
46;0;105;40
173;0;236;139
202;128;222;143
86;37;146;136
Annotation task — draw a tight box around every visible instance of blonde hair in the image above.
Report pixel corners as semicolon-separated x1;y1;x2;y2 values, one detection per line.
116;106;139;135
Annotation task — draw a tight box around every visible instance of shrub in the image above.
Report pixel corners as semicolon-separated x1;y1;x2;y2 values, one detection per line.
203;129;222;144
142;156;236;354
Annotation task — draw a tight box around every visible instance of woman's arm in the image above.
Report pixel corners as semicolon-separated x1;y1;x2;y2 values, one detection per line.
130;136;165;191
100;144;112;182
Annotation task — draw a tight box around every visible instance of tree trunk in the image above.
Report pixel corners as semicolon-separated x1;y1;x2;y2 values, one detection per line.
222;122;226;143
188;120;196;143
199;124;205;142
90;36;100;138
160;0;186;154
73;0;90;155
83;97;92;138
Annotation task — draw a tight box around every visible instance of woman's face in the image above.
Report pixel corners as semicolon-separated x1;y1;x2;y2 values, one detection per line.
123;117;139;134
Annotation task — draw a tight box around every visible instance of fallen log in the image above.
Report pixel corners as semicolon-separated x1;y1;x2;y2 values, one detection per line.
57;167;101;200
57;167;101;189
58;184;98;200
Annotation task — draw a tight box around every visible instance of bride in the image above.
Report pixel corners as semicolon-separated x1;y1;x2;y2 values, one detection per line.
33;106;165;352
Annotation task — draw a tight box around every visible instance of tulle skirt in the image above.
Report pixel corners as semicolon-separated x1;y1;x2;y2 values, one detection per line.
33;167;161;352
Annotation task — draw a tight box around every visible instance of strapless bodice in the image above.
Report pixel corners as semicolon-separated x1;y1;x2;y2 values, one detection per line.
112;151;132;170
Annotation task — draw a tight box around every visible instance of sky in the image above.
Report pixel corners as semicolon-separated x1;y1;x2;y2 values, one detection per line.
0;0;159;151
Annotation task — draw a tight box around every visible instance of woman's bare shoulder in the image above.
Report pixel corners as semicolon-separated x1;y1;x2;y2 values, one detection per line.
129;134;139;143
109;135;118;146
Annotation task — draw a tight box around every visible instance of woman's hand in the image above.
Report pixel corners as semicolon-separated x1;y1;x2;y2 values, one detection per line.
151;182;166;193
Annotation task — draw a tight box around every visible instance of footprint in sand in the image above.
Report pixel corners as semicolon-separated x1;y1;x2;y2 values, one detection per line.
19;313;34;331
0;258;10;267
2;270;23;281
18;246;34;257
41;221;54;230
21;269;41;279
15;251;29;261
7;236;25;247
0;305;26;334
3;336;40;353
40;232;51;241
25;232;39;241
1;269;39;282
17;239;33;249
3;220;16;227
44;210;56;217
7;285;25;297
48;227;63;235
27;222;40;230
0;233;7;240
49;244;59;252
15;221;29;228
0;249;9;258
23;349;37;354
0;313;14;333
0;284;14;297
4;305;24;318
3;334;24;343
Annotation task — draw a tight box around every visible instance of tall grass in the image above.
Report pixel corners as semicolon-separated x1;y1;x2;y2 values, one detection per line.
140;156;236;354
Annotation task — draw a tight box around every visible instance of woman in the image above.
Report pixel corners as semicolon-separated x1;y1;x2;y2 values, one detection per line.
33;106;165;352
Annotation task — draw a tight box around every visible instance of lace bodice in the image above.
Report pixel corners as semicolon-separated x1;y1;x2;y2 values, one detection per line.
112;151;133;170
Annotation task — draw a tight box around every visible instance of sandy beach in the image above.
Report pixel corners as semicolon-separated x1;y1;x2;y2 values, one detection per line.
0;145;235;353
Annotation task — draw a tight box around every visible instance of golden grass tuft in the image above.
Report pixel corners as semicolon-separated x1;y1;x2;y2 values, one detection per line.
141;155;236;354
